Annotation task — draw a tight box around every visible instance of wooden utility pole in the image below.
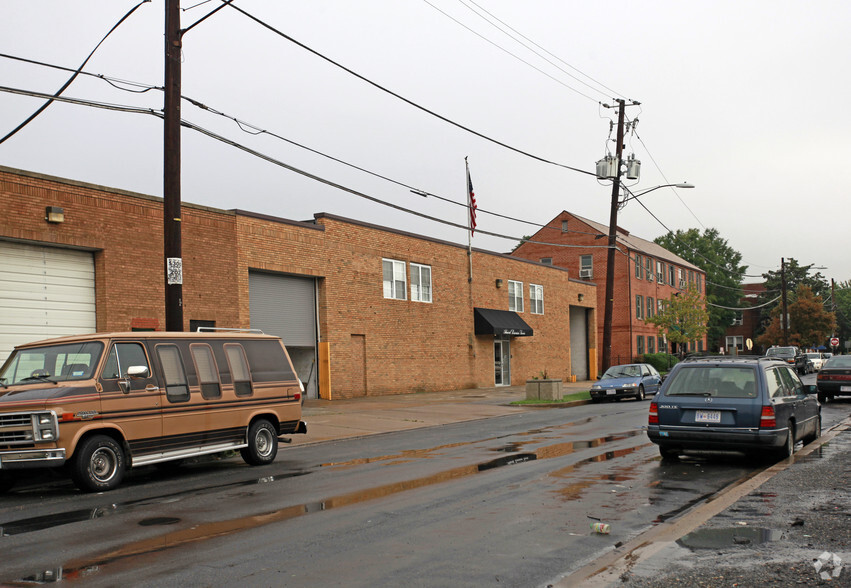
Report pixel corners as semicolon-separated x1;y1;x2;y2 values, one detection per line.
601;99;626;372
781;257;788;346
164;0;183;331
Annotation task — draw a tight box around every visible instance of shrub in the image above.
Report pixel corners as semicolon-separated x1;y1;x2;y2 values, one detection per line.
640;353;678;373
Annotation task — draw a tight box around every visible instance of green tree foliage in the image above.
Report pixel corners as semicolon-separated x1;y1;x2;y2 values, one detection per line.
756;284;835;348
756;259;830;337
647;286;710;348
653;228;747;347
833;280;851;345
510;235;532;253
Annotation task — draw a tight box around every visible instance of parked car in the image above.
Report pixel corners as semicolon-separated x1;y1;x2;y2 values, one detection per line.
765;346;808;374
647;355;821;460
805;352;826;372
590;363;662;402
816;354;851;402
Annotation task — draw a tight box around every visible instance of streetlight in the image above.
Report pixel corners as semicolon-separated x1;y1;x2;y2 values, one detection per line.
599;180;695;372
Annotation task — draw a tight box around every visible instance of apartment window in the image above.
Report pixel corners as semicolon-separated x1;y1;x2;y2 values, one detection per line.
635;254;643;279
508;280;524;312
637;335;645;355
647;296;654;318
732;312;743;326
645;256;653;280
657;260;665;283
658;336;666;353
579;255;593;279
678;268;685;289
410;263;432;303
658;299;664;314
562;220;568;232
696;273;702;294
648;336;656;354
668;265;676;286
726;336;744;351
540;257;552;265
688;270;694;285
636;295;644;320
530;284;544;314
382;258;407;300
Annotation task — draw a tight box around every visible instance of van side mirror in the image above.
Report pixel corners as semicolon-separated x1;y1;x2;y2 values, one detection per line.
127;366;149;379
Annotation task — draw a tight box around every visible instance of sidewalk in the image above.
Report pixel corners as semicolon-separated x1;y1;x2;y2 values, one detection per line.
290;379;593;446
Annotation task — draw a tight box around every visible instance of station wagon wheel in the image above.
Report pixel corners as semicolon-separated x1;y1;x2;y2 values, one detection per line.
803;414;822;445
776;421;795;460
241;419;279;466
659;446;679;461
636;384;645;401
71;435;125;492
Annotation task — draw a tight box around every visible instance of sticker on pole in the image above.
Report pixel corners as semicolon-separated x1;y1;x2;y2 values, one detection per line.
167;257;183;285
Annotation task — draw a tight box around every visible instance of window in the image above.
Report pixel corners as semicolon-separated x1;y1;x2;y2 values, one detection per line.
382;259;406;300
102;342;149;380
540;257;552;265
530;284;544;314
410;263;432;303
647;297;654;318
657;260;665;283
562;220;568;232
698;340;704;352
646;256;653;280
636;295;644;320
668;265;676;286
579;255;593;279
637;335;645;355
508;280;524;312
648;336;656;354
696;273;702;294
225;344;253;397
688;270;694;285
191;344;221;399
658;336;666;353
635;254;643;279
732;312;743;326
766;368;786;398
726;336;744;351
156;344;190;403
678;268;685;289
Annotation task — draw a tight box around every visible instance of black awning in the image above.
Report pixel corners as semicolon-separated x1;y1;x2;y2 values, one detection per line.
473;307;533;337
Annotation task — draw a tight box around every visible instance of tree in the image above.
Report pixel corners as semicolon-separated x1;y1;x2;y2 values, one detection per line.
510;235;532;253
756;284;835;348
756;259;829;337
833;280;851;346
647;286;709;353
653;228;747;347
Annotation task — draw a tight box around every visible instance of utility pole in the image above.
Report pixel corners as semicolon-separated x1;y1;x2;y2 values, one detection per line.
601;99;626;373
164;0;183;331
781;257;788;346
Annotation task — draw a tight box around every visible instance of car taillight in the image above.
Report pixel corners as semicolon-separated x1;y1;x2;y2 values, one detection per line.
649;402;659;425
760;405;776;428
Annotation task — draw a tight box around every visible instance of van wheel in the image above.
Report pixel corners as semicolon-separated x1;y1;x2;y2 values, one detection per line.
0;472;14;493
71;435;125;492
241;419;278;466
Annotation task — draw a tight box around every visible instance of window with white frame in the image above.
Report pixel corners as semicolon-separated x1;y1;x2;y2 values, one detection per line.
530;284;544;314
635;254;643;279
382;258;407;300
508;280;524;312
657;260;665;283
647;296;654;318
668;264;676;286
410;263;432;303
579;255;593;279
636;295;644;320
645;256;653;280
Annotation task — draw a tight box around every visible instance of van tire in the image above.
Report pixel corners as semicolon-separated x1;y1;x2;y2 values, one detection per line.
241;419;278;466
0;472;14;493
71;435;125;492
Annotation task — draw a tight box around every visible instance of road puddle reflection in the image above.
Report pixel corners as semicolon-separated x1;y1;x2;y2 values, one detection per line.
677;526;783;549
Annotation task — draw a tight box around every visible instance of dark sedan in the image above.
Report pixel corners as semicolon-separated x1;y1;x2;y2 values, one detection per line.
816;355;851;402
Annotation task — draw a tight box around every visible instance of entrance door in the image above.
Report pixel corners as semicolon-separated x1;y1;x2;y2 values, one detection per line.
494;338;511;386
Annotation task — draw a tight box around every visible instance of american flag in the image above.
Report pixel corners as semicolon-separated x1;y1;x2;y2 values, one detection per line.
466;160;477;236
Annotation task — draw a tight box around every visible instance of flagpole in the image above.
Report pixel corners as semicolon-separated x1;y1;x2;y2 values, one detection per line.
465;157;473;283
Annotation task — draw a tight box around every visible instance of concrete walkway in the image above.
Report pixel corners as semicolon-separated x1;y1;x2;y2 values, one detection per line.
291;380;593;446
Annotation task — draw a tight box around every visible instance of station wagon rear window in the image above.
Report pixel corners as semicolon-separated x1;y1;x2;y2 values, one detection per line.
665;366;757;398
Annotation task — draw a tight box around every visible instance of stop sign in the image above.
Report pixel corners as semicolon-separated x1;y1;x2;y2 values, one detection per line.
831;337;840;347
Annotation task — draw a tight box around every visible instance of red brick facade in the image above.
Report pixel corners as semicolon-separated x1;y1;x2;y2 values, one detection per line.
512;211;707;370
1;167;597;398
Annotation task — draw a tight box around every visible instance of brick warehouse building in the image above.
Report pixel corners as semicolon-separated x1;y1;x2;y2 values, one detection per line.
0;166;597;399
512;211;706;370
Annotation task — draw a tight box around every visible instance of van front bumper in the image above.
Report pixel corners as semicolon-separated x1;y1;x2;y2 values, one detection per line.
0;448;67;469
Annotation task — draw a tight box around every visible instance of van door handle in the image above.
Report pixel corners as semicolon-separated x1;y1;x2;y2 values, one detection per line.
146;385;160;392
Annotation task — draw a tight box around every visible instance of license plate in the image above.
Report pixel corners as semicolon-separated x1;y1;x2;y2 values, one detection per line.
606;390;616;395
695;410;721;423
841;386;851;392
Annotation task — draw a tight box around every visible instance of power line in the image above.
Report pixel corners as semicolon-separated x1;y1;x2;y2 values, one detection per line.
220;1;596;178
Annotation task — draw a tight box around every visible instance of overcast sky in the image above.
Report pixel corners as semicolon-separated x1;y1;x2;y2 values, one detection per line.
2;1;850;286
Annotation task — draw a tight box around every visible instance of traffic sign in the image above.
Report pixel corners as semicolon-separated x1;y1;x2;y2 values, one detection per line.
831;337;840;347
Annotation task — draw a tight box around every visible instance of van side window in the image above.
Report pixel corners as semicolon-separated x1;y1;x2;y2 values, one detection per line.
191;344;221;400
224;344;253;397
102;343;149;380
157;345;190;403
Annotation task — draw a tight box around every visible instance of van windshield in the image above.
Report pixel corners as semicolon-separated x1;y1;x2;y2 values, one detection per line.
0;342;104;386
665;366;758;398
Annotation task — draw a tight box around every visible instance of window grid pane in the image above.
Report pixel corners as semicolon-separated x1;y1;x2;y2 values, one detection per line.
508;280;524;312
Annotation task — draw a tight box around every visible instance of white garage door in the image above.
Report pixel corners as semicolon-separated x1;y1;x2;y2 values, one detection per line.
0;241;96;363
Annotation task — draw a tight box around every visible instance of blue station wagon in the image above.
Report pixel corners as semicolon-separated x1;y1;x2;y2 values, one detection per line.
647;356;820;460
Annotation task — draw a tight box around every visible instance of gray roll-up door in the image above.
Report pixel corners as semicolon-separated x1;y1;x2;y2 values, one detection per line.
569;306;589;381
249;272;316;346
0;241;96;363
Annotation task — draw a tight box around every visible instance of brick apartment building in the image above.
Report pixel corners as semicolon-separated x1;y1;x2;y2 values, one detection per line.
512;211;707;370
0;166;597;399
720;282;766;354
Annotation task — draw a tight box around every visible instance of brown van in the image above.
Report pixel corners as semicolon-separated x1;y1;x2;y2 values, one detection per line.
0;331;306;492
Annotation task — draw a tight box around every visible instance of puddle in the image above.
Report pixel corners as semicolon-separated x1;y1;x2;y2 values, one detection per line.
677;526;783;549
138;517;181;526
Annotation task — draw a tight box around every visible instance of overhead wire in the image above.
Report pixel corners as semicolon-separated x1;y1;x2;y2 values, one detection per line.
0;0;151;145
219;1;596;178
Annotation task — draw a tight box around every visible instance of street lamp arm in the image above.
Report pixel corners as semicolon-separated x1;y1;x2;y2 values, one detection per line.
621;183;694;203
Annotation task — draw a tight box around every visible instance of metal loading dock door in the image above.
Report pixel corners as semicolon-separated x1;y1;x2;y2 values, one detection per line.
569;306;589;381
0;241;96;363
248;271;319;398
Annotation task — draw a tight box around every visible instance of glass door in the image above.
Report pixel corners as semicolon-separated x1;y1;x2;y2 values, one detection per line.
494;338;511;386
